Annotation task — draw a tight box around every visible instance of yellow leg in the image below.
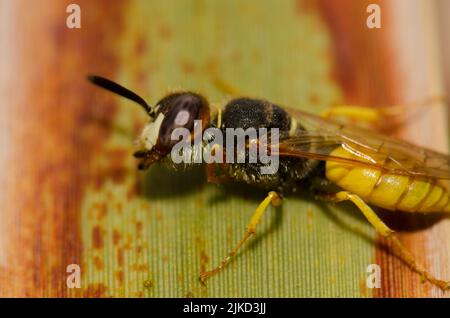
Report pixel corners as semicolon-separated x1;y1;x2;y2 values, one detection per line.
322;191;450;290
321;96;447;129
216;108;222;129
321;106;381;123
212;76;241;97
200;191;282;283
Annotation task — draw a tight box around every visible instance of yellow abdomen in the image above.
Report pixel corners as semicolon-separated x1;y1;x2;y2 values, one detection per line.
325;146;450;213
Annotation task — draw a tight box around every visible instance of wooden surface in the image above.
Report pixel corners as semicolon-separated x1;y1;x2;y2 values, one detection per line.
0;0;448;297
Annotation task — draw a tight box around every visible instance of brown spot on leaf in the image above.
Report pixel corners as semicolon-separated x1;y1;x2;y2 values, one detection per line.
135;291;144;298
133;264;148;272
117;248;125;267
158;24;173;40
112;229;121;246
185;291;194;298
195;235;209;273
134;34;149;56
308;93;320;105
116;270;124;285
84;284;107;298
180;60;196;74
92;226;104;249
135;69;149;87
136;221;143;238
97;148;130;185
93;256;104;271
143;279;154;289
359;278;368;297
204;57;220;75
93;202;108;221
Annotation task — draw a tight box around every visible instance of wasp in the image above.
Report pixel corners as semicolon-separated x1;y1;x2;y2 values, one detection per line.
88;75;450;290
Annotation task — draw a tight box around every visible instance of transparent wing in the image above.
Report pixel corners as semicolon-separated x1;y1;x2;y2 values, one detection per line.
275;107;450;180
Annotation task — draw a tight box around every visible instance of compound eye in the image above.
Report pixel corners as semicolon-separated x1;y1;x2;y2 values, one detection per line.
158;94;203;149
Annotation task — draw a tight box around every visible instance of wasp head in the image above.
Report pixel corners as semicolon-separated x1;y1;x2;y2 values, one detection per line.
88;75;210;169
135;92;210;169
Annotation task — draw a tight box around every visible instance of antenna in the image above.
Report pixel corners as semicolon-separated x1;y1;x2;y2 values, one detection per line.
88;75;154;116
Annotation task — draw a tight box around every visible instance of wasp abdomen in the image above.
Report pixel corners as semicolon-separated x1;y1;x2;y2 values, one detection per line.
326;146;450;213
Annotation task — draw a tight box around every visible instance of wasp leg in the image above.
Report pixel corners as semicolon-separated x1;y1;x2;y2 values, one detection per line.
321;106;382;123
321;95;446;132
200;191;282;283
321;191;450;291
210;76;242;97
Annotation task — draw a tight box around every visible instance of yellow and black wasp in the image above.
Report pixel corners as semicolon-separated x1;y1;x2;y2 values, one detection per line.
88;75;450;290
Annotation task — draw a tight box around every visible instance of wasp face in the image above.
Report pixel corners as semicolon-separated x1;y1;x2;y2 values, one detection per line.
135;92;210;169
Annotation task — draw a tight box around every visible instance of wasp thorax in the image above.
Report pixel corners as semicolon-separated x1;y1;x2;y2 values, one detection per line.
139;92;210;153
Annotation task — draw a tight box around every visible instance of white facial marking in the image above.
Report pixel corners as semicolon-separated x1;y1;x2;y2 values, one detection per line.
140;112;165;150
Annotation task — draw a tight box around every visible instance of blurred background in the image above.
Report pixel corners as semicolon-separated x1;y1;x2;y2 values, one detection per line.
0;0;449;297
